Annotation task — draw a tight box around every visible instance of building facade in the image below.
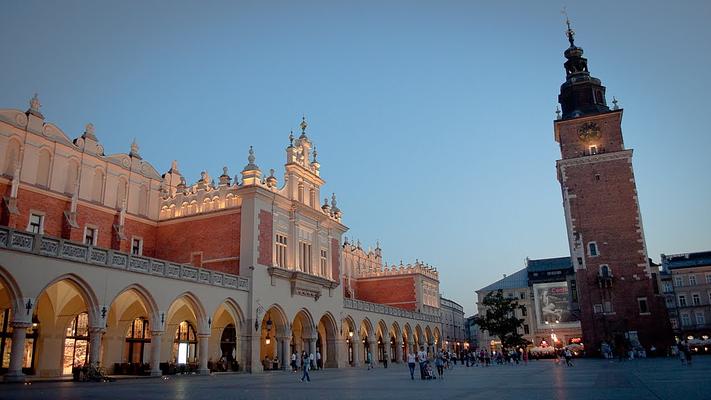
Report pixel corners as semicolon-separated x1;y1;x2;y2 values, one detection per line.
0;97;442;381
439;296;465;352
476;257;583;352
661;251;711;350
553;24;671;354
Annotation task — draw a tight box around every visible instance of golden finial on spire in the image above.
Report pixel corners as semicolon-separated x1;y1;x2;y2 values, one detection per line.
300;116;308;134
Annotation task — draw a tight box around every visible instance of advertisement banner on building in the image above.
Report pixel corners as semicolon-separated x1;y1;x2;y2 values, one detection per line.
533;282;580;329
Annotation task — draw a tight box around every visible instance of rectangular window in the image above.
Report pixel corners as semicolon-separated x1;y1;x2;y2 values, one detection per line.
666;296;675;307
637;297;649;314
521;306;527;316
663;282;673;293
603;301;613;313
570;280;578;302
84;227;97;246
131;237;143;256
681;313;691;326
706;274;711;285
588;242;598;257
523;324;530;335
299;242;312;273
320;249;328;277
674;276;683;287
589;145;598;155
27;213;44;234
519;292;525;300
689;275;697;286
670;318;678;329
692;294;701;306
678;295;687;307
275;234;288;268
696;312;706;325
593;304;603;314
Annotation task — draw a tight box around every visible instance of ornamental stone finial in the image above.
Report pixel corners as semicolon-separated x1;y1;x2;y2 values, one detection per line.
612;96;619;110
29;93;41;112
85;123;96;139
248;146;255;164
289;130;294;147
555;106;562;120
300;116;308;134
129;138;141;159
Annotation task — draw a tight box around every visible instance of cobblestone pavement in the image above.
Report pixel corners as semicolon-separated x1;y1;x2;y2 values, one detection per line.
3;357;710;400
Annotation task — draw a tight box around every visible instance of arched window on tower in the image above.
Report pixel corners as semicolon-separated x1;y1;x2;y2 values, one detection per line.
588;242;599;257
36;149;51;187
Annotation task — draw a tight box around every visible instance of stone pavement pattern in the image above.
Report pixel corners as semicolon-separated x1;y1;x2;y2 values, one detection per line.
3;358;711;400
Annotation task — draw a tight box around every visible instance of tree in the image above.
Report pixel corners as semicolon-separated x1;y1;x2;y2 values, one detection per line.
474;289;530;348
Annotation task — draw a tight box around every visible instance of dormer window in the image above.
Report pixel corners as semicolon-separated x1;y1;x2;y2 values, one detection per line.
588;242;598;257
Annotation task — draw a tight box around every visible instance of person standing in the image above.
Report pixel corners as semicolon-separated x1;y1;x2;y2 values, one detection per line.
407;351;417;380
564;348;574;367
300;351;311;382
417;346;428;380
383;351;388;368
316;350;322;370
366;350;373;370
291;351;297;371
435;352;444;379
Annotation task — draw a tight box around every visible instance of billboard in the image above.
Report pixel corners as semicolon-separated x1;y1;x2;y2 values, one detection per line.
533;282;579;329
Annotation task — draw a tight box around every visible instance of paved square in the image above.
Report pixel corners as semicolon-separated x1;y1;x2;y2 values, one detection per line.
3;357;710;400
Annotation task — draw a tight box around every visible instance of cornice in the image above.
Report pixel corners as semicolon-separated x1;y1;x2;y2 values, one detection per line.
556;149;633;168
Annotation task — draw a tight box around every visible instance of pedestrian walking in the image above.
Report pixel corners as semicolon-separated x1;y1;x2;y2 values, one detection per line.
366;350;373;370
407;352;417;380
564;348;574;367
291;351;297;371
300;352;311;382
417;346;428;380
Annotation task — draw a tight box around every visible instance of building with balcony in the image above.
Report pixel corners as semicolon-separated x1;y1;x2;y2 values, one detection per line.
661;251;711;348
0;96;444;381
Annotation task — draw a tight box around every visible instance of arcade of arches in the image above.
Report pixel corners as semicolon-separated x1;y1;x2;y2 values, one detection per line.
0;265;440;381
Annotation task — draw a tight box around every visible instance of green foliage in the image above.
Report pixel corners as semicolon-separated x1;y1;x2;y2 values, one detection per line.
474;289;530;348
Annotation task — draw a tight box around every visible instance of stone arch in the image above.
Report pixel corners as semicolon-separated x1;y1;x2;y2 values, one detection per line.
359;317;375;363
390;321;402;362
317;312;339;368
33;274;102;376
164;292;207;367
0;264;23;312
433;326;441;350
259;304;289;370
414;325;424;350
291;308;316;358
209;298;245;372
166;292;207;332
103;284;160;371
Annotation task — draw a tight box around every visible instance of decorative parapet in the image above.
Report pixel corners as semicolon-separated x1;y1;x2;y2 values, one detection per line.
0;226;249;291
343;298;440;324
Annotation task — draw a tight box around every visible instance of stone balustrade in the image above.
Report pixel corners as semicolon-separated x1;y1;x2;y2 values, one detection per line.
343;297;440;323
0;225;249;291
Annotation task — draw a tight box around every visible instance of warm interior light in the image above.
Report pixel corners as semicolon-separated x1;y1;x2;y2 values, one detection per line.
349;331;354;338
265;334;271;345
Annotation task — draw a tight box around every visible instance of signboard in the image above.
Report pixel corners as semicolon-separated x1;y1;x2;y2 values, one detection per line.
533;282;580;329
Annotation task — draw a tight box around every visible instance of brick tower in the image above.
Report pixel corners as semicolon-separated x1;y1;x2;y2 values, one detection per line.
553;21;671;355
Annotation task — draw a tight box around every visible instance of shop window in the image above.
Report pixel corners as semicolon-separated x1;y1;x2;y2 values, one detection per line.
63;312;89;375
125;318;151;364
174;321;197;364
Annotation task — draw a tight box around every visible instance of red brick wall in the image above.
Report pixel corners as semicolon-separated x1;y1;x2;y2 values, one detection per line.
354;275;417;311
13;188;69;236
71;204;116;247
257;210;272;267
156;211;241;274
121;218;157;258
558;113;671;353
331;238;340;279
0;182;8;225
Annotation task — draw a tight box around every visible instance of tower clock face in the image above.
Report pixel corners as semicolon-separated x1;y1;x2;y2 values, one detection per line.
578;121;601;142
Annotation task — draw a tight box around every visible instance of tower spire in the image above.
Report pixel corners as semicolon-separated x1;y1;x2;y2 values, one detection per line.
562;7;575;47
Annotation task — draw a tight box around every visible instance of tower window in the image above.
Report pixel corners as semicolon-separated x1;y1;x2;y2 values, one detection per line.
599;264;611;278
589;145;598;155
588;242;599;257
595;174;600;181
637;297;649;314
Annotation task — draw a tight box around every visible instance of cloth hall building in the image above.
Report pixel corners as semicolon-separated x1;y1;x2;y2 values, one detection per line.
0;98;442;381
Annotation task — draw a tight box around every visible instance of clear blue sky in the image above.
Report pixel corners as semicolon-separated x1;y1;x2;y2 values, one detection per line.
2;1;710;316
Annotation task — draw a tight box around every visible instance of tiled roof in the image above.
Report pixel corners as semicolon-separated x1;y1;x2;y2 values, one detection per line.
526;256;572;273
663;251;711;270
478;268;528;292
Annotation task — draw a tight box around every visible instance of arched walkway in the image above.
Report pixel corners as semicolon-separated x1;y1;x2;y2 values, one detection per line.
165;292;208;374
259;305;288;371
209;299;244;372
316;312;338;368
